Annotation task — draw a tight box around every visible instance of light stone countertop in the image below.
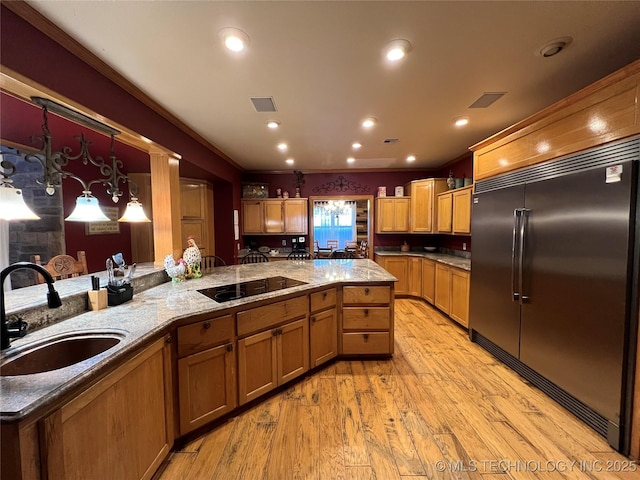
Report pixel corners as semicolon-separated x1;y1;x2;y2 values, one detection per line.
374;250;471;271
0;259;395;421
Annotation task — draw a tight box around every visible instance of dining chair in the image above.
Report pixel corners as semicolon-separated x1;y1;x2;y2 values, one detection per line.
330;249;355;259
287;249;313;260
241;252;270;264
326;240;339;251
201;255;226;272
344;240;358;252
30;251;89;284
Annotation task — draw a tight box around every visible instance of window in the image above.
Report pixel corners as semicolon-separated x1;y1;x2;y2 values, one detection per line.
313;200;356;249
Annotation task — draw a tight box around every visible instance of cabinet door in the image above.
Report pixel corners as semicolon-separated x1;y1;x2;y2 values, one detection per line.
40;338;171;480
182;219;206;254
452;187;472;234
376;198;396;233
450;268;470;327
422;259;436;304
437;193;453;233
178;343;236;434
242;201;264;234
408;257;422;297
284;199;308;234
410;180;435;232
278;318;310;384
434;263;451;314
310;308;338;367
237;330;277;405
264;201;285;233
393;198;410;232
180;181;205;219
382;257;409;295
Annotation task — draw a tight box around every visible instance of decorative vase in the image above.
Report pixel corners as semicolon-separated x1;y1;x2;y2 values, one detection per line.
447;170;455;190
295;187;301;198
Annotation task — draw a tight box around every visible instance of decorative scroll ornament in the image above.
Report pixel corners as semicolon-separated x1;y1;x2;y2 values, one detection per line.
311;175;371;194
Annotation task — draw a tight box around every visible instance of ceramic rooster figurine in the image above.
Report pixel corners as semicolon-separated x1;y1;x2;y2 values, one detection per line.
164;254;186;282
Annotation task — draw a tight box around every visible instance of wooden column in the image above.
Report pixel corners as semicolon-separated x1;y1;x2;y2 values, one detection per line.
149;149;182;264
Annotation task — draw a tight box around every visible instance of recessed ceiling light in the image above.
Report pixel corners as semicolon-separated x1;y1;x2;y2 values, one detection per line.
286;158;294;165
537;36;573;58
406;155;416;162
267;121;280;129
347;157;355;164
219;27;250;52
352;142;362;150
453;116;470;128
384;39;412;62
362;118;377;128
277;143;288;151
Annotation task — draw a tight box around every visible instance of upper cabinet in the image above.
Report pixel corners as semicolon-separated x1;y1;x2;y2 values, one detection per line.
405;178;448;233
375;197;410;233
242;199;308;235
437;185;472;235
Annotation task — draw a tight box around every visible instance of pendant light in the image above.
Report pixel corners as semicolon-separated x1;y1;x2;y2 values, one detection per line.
65;190;110;222
0;184;40;221
118;197;151;222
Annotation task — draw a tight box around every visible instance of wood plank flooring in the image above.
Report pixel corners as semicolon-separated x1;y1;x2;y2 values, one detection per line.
155;299;640;480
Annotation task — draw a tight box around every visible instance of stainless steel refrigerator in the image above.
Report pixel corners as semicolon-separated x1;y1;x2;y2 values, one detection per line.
470;136;639;453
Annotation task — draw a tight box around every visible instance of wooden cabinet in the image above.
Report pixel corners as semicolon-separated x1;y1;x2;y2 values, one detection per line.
241;199;308;235
341;285;394;355
181;179;215;255
408;257;422;297
237;296;309;404
177;315;236;435
375;255;408;295
450;268;470;327
434;263;470;327
375;197;410;233
406;178;448;233
421;258;436;304
40;337;172;480
437;185;473;235
309;288;338;367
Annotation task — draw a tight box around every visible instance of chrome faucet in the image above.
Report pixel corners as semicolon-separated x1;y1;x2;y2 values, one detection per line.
1;262;62;350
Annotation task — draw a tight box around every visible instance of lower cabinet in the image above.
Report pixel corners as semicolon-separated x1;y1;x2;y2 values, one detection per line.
375;255;408;295
310;288;338;367
435;263;451;314
341;285;394;355
237;318;309;405
177;315;236;435
408;257;422;296
434;263;470;327
40;337;173;480
422;258;436;304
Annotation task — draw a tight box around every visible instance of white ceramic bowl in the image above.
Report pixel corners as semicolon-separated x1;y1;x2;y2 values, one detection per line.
424;246;437;252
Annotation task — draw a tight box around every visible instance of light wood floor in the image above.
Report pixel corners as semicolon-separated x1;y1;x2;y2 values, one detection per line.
155;299;639;480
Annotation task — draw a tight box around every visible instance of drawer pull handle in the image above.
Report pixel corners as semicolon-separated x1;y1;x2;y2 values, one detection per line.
363;334;369;341
311;316;316;323
165;335;172;344
226;344;233;352
203;321;211;330
322;292;327;299
364;309;369;316
364;288;370;294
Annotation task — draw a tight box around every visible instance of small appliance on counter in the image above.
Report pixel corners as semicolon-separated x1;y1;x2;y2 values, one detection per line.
291;236;306;251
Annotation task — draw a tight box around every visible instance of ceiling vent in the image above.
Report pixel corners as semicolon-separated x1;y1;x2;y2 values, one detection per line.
469;92;506;109
383;138;399;144
250;97;277;112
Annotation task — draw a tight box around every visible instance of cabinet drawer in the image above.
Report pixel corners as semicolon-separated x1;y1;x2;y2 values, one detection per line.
342;286;390;304
342;332;391;355
178;315;234;357
343;307;390;330
237;295;308;337
310;288;337;312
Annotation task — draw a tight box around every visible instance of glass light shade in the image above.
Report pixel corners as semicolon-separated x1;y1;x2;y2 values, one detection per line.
65;193;110;222
0;186;40;220
118;199;151;222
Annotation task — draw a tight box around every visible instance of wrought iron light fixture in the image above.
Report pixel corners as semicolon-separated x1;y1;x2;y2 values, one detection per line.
11;97;150;223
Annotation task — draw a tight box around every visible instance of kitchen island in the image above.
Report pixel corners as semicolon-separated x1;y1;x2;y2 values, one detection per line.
1;259;396;480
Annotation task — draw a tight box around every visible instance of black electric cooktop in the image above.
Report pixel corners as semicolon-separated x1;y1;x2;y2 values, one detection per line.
198;276;308;303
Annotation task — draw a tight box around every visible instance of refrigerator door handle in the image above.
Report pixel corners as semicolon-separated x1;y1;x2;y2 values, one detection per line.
519;208;531;303
511;208;521;301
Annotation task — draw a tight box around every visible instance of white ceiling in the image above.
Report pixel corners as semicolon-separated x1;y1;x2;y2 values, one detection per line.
27;1;640;173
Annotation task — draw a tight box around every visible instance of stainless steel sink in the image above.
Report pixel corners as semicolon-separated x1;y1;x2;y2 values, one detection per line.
0;330;126;376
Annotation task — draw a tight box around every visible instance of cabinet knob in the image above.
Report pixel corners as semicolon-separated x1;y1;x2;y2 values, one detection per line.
226;344;233;352
364;309;369;316
203;321;211;330
363;334;369;341
322;292;327;299
364;288;370;294
165;335;172;344
272;329;279;336
311;316;316;323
